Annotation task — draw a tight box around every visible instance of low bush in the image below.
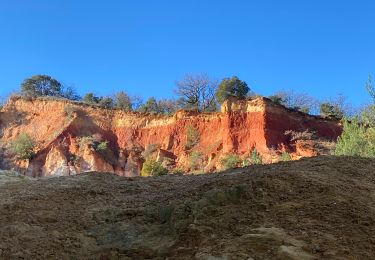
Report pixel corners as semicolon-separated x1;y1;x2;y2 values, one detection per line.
11;133;35;160
250;148;263;164
188;151;204;170
78;135;109;152
220;153;242;170
141;159;168;177
279;152;291;162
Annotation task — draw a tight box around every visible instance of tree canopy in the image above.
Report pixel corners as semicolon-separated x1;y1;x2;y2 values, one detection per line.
215;76;249;103
21;75;63;97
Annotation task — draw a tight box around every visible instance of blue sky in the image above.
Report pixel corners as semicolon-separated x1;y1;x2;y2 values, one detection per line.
0;0;374;105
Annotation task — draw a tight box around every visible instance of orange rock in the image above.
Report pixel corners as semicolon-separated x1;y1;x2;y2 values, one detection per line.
0;96;342;176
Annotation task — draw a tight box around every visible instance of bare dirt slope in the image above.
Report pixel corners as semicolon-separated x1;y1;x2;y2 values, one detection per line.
0;156;374;259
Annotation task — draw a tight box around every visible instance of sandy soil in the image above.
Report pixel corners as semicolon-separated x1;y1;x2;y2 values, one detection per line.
0;156;375;259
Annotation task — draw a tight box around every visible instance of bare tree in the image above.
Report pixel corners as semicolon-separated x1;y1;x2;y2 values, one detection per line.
271;90;319;114
174;73;218;111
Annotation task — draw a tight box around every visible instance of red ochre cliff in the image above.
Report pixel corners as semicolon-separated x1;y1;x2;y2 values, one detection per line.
0;96;342;177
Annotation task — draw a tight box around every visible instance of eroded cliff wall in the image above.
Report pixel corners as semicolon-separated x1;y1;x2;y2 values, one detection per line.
0;96;342;176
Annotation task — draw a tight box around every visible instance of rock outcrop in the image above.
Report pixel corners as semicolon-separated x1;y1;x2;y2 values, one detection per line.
0;96;342;176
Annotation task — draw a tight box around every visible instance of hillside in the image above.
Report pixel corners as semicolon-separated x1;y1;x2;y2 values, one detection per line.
0;156;374;259
0;96;341;176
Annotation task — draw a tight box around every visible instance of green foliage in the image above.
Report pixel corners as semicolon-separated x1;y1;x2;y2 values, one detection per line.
334;120;375;157
82;93;99;104
268;95;285;105
82;93;114;108
98;97;114;108
188;151;204;170
185;124;200;150
250;148;263;165
215;76;249;103
114;91;132;111
171;168;185;175
78;135;109;152
279;152;291;162
21;75;63;97
11;133;35;160
320;102;344;119
141;159;168;176
359;105;375;127
220;153;242;170
139;97;159;113
96;141;108;151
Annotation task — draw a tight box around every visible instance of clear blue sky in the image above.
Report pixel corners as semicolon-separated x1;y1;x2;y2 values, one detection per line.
0;0;374;105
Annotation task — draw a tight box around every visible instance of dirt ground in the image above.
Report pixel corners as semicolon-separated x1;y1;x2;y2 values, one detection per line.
0;156;375;259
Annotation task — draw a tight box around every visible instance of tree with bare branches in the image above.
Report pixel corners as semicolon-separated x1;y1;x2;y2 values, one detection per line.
174;73;218;111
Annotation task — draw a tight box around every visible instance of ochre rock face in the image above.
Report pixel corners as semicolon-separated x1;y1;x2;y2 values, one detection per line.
0;96;342;176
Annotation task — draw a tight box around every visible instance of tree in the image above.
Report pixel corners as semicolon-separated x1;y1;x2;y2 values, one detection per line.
114;91;132;111
82;93;99;104
320;102;344;119
157;99;178;114
174;73;218;111
98;97;114;108
21;75;63;97
215;76;249;104
334;120;375;157
139;97;159;113
63;86;81;101
270;90;319;114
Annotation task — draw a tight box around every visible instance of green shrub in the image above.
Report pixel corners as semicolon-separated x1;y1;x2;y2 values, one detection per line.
188;151;203;170
250;148;263;164
78;135;109;152
171;168;185;175
96;141;108;151
220;153;242;170
334;120;375;157
11;133;35;160
279;152;291;162
185;124;200;150
141;159;168;177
